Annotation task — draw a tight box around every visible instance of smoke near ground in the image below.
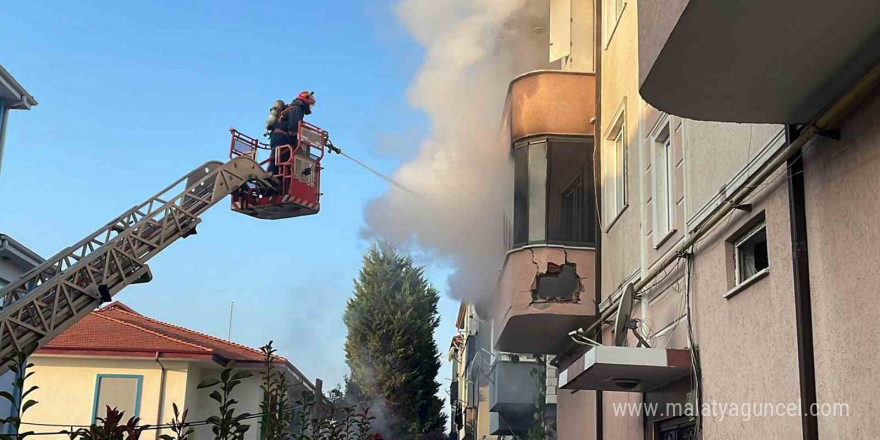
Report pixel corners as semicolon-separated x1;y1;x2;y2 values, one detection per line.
363;0;552;305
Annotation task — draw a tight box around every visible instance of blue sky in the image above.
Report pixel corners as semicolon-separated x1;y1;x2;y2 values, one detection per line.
0;0;461;402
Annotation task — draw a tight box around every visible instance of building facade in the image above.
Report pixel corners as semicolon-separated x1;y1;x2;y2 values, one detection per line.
0;235;43;432
452;0;879;439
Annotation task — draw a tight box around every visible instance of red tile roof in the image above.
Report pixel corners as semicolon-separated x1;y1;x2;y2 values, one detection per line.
40;302;280;364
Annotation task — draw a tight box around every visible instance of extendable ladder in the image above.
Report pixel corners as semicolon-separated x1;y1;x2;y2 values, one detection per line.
0;157;269;361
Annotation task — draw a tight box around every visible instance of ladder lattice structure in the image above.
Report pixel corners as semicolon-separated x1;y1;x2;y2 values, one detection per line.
0;157;268;360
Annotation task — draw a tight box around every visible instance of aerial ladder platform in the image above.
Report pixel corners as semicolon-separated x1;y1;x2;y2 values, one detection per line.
0;123;333;361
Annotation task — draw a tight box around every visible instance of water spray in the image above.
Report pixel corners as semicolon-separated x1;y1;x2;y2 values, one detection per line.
327;140;416;194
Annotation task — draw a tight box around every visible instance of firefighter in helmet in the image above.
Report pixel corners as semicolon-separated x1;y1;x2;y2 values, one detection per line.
267;91;316;175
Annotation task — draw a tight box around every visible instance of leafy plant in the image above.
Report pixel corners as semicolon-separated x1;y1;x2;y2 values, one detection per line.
259;341;290;440
64;406;148;440
158;403;193;440
198;361;254;440
526;356;555;440
292;390;375;440
0;341;40;440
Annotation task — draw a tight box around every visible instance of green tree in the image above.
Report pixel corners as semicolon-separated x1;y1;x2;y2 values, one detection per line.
344;243;447;440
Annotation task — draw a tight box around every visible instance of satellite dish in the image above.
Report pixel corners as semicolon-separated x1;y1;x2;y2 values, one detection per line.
613;283;651;348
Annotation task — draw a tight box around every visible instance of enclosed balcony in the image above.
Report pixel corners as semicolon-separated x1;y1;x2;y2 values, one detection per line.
494;70;598;355
638;0;880;123
507;70;595;142
489;357;548;436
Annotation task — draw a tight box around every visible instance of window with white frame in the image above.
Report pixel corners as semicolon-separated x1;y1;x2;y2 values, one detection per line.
605;0;627;46
603;101;628;228
734;221;769;284
651;122;676;246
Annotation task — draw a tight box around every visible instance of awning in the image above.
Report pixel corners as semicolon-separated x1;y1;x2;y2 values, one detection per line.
560;346;691;392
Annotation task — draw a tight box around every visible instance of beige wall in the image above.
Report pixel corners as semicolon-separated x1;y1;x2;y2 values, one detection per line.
557;390;596;439
26;356;190;440
599;0;642;304
26;356;268;440
802;87;880;438
689;169;802;440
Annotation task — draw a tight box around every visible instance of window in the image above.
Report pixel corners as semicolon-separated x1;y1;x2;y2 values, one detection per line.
603;101;628;228
513;138;596;247
651;122;676;246
513;146;529;246
735;222;769;284
92;375;142;421
604;0;627;47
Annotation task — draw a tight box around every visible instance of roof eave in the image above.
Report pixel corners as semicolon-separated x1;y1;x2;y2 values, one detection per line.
0;65;38;110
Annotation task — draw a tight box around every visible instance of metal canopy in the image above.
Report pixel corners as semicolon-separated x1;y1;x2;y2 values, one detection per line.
560;346;691;392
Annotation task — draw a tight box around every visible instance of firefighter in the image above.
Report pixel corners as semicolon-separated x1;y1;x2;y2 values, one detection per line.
267;91;316;175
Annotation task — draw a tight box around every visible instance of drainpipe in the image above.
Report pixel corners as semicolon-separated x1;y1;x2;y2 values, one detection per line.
786;125;819;440
154;352;167;440
593;1;605;440
593;0;603;437
0;99;8;177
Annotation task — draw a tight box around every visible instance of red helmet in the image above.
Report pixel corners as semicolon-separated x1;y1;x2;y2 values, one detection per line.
297;91;316;105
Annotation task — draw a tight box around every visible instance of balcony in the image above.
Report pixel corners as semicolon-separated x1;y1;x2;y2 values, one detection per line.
506;70;595;142
638;0;880;123
492;247;597;354
488;358;545;436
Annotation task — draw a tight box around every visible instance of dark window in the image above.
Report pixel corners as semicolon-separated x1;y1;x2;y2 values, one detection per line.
658;417;696;440
547;141;596;246
513;146;529;246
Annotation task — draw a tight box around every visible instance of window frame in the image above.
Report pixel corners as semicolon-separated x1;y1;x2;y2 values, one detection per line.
650;117;677;248
734;222;769;284
604;0;627;48
724;215;770;299
604;100;628;231
91;374;143;422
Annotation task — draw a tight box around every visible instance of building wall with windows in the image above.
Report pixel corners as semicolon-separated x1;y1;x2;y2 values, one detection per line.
593;0;809;438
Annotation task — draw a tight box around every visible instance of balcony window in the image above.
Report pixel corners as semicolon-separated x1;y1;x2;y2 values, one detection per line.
512;137;596;248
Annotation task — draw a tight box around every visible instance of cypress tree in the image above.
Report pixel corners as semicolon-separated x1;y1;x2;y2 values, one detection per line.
344;243;447;439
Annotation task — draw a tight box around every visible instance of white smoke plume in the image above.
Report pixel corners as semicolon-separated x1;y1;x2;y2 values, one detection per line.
363;1;553;305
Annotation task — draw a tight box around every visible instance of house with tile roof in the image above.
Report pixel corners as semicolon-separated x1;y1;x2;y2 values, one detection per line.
22;302;315;440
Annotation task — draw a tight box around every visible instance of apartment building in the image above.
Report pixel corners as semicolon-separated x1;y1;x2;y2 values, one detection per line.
556;2;879;440
453;0;879;439
449;1;601;439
